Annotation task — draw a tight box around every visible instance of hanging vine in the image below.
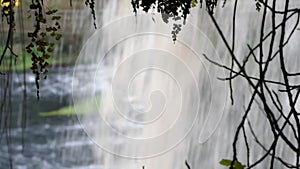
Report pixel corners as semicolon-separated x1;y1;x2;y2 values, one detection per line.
25;0;62;99
85;0;97;29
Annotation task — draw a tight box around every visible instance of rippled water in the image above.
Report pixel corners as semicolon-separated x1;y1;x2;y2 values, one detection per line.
0;67;101;169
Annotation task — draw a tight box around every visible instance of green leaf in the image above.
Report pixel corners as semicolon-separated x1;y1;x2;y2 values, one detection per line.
56;34;62;40
52;16;61;20
219;159;232;166
255;1;261;11
52;27;58;32
235;161;246;169
40;18;46;23
40;32;46;38
191;0;197;7
219;159;246;169
46;27;52;32
46;9;58;15
47;47;54;53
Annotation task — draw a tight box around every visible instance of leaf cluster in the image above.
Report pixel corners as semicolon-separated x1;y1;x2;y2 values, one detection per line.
85;0;97;29
131;0;219;41
26;1;62;99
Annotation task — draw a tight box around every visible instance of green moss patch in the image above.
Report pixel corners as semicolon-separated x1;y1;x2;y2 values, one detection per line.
39;97;101;117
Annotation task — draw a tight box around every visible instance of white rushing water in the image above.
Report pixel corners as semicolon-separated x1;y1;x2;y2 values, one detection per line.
71;1;300;169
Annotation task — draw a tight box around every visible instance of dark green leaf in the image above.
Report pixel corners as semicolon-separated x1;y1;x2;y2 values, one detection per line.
191;0;197;7
52;16;61;20
235;161;246;169
46;27;52;32
47;47;54;53
56;34;62;40
219;159;232;166
46;9;58;15
219;159;246;169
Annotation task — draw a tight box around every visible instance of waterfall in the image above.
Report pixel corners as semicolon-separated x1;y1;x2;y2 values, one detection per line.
72;0;300;169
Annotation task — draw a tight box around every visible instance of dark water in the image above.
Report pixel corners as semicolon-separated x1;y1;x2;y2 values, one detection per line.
0;67;100;169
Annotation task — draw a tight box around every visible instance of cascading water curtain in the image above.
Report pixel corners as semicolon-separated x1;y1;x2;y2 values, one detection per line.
0;0;27;168
73;0;300;169
73;0;226;169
